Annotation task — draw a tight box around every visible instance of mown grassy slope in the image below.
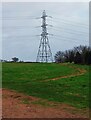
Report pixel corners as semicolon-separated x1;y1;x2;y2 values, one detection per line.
2;63;89;108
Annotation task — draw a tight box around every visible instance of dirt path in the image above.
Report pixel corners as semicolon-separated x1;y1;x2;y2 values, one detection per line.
0;89;2;119
44;64;87;81
2;89;89;118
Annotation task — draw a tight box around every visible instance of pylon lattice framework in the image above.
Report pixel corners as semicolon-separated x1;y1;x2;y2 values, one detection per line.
36;10;53;63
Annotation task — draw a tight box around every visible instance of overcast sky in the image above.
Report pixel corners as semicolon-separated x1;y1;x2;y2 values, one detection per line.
2;2;89;62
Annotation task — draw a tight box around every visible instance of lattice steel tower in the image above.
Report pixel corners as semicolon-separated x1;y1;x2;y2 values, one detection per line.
36;10;53;63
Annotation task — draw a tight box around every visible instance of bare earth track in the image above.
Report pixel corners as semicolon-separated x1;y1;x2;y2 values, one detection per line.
2;89;89;118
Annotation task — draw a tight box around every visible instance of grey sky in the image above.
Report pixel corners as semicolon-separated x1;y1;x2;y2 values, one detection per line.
2;2;89;62
0;3;2;60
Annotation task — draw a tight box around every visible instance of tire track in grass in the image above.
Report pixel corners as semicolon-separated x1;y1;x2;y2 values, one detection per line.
43;64;87;82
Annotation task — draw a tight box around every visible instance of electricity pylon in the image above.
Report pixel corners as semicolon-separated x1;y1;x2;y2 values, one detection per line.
36;10;53;63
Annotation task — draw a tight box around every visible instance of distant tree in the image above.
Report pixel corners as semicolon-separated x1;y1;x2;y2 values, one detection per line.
64;50;75;63
54;51;65;63
85;49;91;64
88;50;91;64
19;60;24;63
55;45;91;65
69;50;75;63
74;52;82;64
64;50;69;62
12;57;19;62
0;59;8;62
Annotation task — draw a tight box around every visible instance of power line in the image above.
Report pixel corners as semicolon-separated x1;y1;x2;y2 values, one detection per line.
53;26;88;34
48;18;88;29
48;27;88;37
3;26;37;29
3;31;88;43
47;10;88;26
49;36;88;44
2;12;89;46
51;34;88;43
50;36;79;43
47;11;88;26
3;35;37;39
3;23;88;36
1;16;36;20
53;17;88;26
3;15;87;27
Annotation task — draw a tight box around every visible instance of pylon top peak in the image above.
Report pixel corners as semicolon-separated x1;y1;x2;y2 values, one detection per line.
43;10;45;12
42;10;46;16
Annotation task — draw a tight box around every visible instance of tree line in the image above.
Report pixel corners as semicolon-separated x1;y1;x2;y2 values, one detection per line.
54;45;91;65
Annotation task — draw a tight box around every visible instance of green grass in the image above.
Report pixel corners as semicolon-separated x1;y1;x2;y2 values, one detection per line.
2;62;89;109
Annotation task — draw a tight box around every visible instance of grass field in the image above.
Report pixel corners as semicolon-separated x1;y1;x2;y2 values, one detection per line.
2;62;89;109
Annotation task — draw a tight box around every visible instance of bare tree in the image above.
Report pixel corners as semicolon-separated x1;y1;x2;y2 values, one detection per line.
55;45;91;64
